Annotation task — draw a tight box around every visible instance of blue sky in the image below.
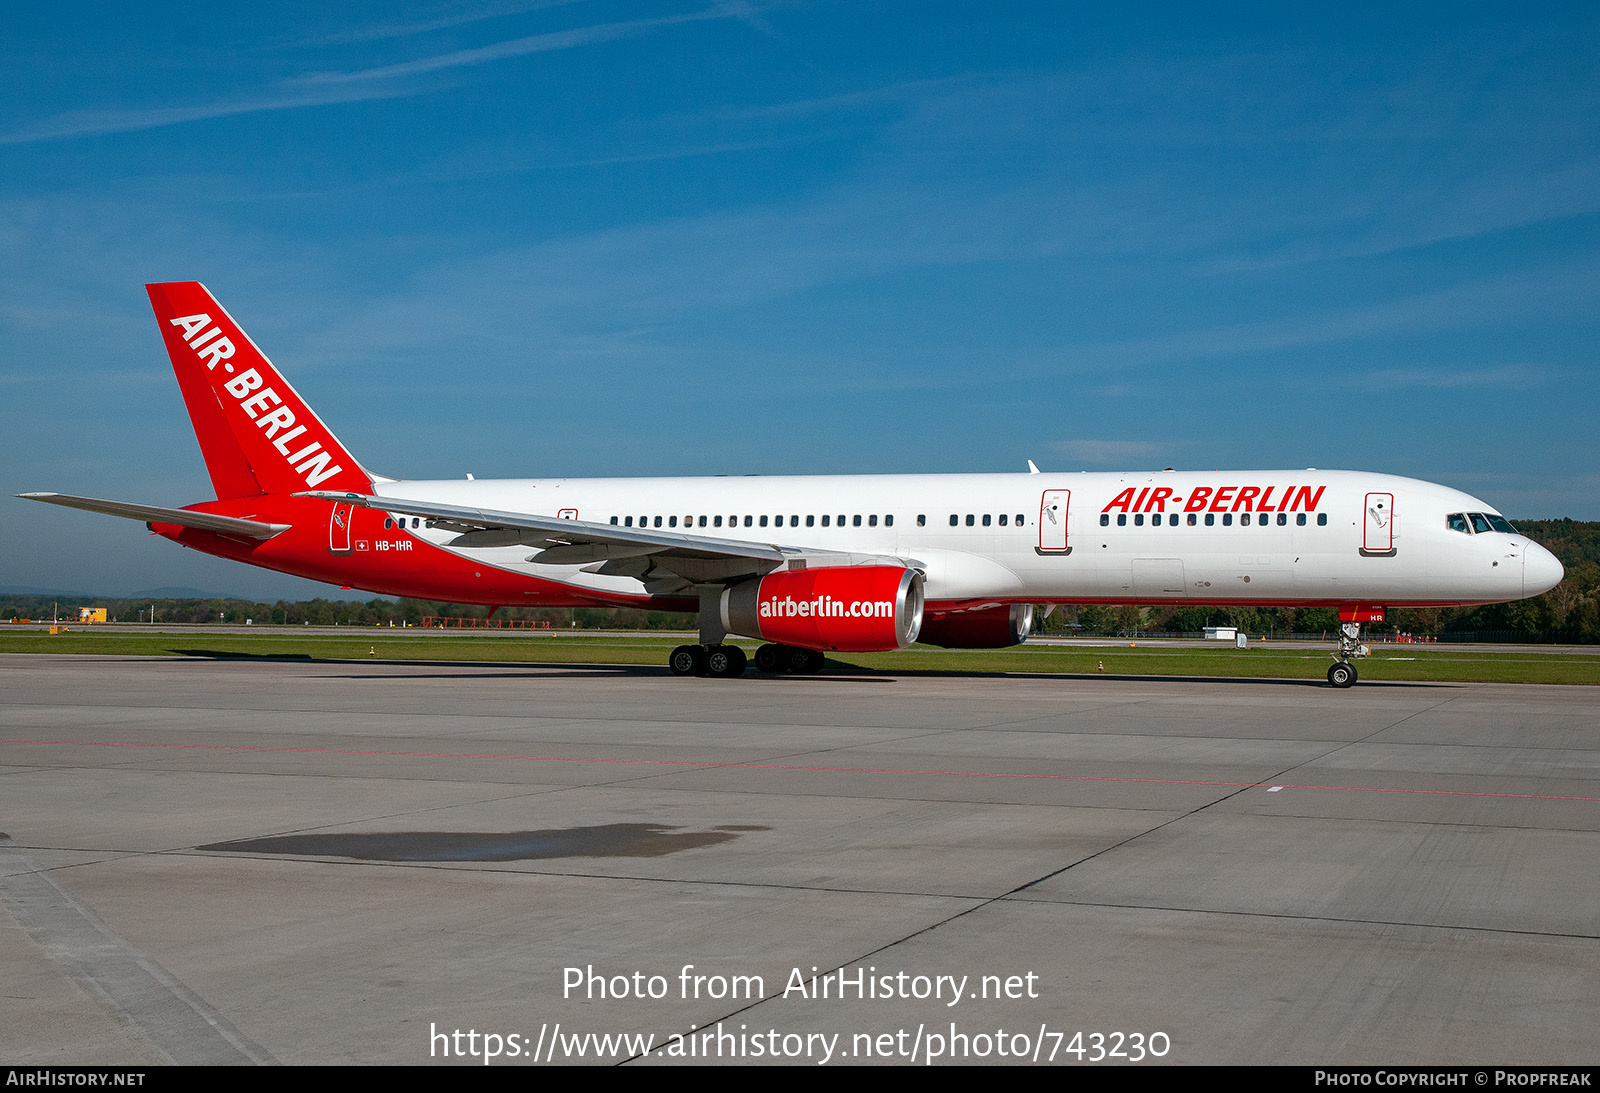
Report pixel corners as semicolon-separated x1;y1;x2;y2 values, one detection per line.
4;2;1597;599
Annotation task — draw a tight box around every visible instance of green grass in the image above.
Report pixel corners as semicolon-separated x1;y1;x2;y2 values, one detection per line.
3;628;1596;684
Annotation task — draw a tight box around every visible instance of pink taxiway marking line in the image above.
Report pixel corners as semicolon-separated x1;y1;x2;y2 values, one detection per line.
4;738;1597;802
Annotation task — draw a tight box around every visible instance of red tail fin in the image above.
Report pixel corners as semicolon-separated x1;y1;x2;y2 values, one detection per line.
147;282;372;499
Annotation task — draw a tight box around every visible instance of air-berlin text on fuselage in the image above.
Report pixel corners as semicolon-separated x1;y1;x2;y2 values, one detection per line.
758;595;895;620
168;313;345;489
1101;485;1327;515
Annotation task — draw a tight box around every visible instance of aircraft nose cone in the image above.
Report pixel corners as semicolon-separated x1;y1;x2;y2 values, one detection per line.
1524;542;1565;597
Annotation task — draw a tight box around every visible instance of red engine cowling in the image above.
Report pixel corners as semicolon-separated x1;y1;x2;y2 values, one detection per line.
917;604;1034;648
720;566;924;652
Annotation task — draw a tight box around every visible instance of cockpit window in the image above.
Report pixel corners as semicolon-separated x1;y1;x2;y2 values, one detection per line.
1486;514;1517;534
1447;513;1470;534
1468;512;1494;534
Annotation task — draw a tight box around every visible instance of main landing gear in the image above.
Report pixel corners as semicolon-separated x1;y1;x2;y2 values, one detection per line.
666;643;825;678
671;590;824;679
669;643;746;678
753;644;824;675
1327;621;1370;689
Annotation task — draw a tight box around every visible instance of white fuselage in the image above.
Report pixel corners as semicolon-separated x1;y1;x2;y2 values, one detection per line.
374;469;1562;609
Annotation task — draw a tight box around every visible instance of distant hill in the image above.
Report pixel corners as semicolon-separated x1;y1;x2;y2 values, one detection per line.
0;584;105;600
0;584;385;603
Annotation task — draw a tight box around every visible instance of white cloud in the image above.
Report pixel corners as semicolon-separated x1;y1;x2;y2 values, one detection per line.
0;5;740;145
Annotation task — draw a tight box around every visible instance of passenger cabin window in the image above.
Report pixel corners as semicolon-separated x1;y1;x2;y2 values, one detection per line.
610;516;619;525
1317;514;1327;526
1297;513;1307;526
1187;514;1196;526
917;514;926;526
1117;514;1127;526
885;515;894;527
807;515;816;527
1100;514;1110;527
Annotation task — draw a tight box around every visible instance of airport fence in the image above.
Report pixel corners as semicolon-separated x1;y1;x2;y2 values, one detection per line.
420;616;557;630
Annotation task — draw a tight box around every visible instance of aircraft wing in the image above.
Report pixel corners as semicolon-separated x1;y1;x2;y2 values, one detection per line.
18;493;291;540
297;489;915;587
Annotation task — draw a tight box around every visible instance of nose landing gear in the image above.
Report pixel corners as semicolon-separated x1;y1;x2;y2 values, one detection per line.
1328;620;1370;688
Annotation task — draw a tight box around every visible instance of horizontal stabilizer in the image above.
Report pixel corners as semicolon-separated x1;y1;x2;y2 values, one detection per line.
18;493;290;540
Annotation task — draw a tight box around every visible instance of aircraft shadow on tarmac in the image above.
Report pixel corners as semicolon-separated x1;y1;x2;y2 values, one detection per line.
174;649;314;660
169;649;1448;688
197;823;770;863
319;663;1444;688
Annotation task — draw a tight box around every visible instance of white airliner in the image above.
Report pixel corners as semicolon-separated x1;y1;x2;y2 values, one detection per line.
21;282;1564;686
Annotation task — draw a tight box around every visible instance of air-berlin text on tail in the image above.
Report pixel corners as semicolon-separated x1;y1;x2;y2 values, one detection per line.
1102;485;1327;515
168;312;345;489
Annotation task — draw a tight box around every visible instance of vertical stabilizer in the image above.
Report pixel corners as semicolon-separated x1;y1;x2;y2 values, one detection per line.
146;282;372;498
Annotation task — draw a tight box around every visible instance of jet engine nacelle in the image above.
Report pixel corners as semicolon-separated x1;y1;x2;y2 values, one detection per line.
917;604;1034;648
721;565;924;652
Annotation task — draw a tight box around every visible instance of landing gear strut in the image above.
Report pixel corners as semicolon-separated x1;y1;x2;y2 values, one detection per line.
669;590;819;679
1327;621;1369;688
